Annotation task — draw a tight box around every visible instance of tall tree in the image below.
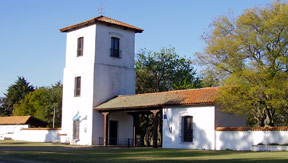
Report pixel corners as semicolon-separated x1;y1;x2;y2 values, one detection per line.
13;82;62;127
0;77;34;116
197;1;288;126
136;47;202;93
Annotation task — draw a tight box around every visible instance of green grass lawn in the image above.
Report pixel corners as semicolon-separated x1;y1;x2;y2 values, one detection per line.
0;140;288;162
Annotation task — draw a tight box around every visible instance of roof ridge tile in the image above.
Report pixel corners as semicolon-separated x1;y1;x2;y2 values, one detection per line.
60;15;144;33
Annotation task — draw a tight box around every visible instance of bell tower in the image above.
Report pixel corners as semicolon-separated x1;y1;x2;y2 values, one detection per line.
60;16;143;145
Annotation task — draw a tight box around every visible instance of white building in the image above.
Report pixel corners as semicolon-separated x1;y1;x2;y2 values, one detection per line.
60;16;143;145
60;16;247;148
60;16;288;151
95;87;246;149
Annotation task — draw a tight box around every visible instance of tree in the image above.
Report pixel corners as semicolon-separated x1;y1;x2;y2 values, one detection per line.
13;88;46;118
197;1;288;126
13;82;62;127
0;77;34;116
0;98;3;116
44;82;62;128
136;47;202;93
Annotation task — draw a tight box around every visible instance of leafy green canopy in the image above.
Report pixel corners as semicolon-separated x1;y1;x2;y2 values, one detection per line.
13;82;62;128
136;47;202;93
197;1;288;126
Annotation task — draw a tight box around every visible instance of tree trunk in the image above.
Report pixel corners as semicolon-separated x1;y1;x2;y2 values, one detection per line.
264;107;275;127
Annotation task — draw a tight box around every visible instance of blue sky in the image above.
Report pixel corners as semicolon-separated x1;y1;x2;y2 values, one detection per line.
0;0;281;96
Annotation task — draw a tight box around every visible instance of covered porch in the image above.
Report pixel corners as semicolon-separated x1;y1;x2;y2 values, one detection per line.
95;107;162;148
94;87;219;148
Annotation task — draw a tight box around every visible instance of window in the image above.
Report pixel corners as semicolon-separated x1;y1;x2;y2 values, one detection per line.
73;120;80;140
110;37;120;57
77;37;84;57
183;116;193;142
75;77;81;97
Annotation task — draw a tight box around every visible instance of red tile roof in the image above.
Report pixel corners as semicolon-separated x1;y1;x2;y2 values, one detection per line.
60;15;144;33
0;116;48;127
94;87;218;111
0;116;31;125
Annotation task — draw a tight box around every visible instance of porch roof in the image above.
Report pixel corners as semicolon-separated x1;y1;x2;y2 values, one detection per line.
94;87;218;112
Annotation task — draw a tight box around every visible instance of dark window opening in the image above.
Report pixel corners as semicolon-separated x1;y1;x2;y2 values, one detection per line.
109;120;118;145
75;77;81;97
110;37;120;58
77;37;84;57
73;120;80;140
183;116;193;142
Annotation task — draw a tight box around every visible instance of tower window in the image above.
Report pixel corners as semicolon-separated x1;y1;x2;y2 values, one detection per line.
110;37;121;58
75;77;81;97
77;37;84;57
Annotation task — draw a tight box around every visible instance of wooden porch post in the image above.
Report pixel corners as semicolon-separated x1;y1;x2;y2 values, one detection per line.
151;110;159;148
128;112;137;147
102;112;109;146
132;114;137;147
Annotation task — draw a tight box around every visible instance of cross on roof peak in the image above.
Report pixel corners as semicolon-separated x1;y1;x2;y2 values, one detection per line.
98;3;104;16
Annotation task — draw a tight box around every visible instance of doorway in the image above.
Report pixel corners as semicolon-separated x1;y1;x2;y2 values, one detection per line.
109;120;118;145
73;120;80;140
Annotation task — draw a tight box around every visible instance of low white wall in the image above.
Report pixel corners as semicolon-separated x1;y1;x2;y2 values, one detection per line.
19;128;61;142
0;125;62;143
216;130;288;151
17;128;61;143
0;125;29;140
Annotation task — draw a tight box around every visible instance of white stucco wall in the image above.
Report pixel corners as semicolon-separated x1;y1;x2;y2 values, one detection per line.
94;24;135;69
61;24;96;145
216;130;288;151
0;126;60;143
0;125;29;140
162;105;288;151
108;112;133;145
18;129;60;143
91;24;136;145
162;106;216;150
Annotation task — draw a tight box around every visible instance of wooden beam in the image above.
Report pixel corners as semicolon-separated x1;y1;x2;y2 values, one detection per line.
102;112;109;146
128;112;138;147
151;110;159;148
